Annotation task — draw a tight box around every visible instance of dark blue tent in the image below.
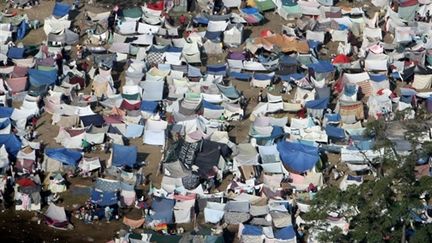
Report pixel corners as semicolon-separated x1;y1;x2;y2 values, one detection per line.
7;47;25;59
0;107;14;118
254;73;273;80
0;119;11;130
112;144;137;167
0;134;22;157
369;73;387;82
45;148;82;166
325;126;346;140
150;197;175;224
274;226;296;240
28;69;58;87
203;100;223;110
91;189;118;206
280;55;297;65
193;16;209;25
242;225;263;236
205;31;222;41
140;101;158;113
277;141;319;173
53;2;71;17
305;98;329;109
230;72;252;80
80;114;105;127
207;64;227;76
308;61;334;73
16;21;29;40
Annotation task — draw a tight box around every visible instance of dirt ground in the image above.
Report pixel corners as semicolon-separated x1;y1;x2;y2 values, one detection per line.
0;0;379;242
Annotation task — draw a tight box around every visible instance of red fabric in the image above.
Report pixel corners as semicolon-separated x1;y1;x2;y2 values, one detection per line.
147;1;165;10
179;15;187;25
103;115;123;124
260;29;273;38
120;100;141;110
70;76;85;88
16;178;35;187
399;0;418;7
332;54;350;64
297;108;306;118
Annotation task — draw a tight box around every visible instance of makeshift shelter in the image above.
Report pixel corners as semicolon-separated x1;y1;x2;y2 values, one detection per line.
277;141;319;173
45;204;69;230
108;144;137;168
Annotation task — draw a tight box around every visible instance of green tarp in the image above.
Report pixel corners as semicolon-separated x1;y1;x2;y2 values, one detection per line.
122;7;143;19
255;0;276;11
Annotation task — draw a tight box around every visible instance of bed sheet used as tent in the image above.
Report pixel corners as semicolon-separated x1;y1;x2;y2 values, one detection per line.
52;2;71;17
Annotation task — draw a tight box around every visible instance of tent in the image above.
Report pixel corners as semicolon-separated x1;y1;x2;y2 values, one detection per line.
0;134;22;157
110;144;137;167
45;204;69;230
150;197;175;224
52;2;71;18
28;69;58;90
254;0;276;11
91;189;118;206
277;141;319;173
45;148;82;167
7;47;25;59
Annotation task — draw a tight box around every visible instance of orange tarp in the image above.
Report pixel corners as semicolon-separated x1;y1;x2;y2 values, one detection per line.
253;34;309;53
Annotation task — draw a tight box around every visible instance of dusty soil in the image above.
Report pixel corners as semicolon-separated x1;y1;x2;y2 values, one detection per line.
0;0;380;242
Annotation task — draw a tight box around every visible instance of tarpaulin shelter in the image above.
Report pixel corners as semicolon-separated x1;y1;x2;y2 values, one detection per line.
45;148;82;167
277;141;319;173
91;189;118;206
0;107;14;118
28;69;57;91
45;204;69;229
0;134;21;157
80;114;105;127
52;2;71;18
274;226;296;241
150;197;175;224
7;47;25;59
16;20;29;41
110;144;137;167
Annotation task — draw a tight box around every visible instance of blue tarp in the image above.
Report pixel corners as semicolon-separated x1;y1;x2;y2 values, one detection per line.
274;226;296;240
305;98;329;109
280;73;305;82
277;141;319;173
308;61;334;73
193;16;209;25
0;107;13;118
254;73;274;80
53;2;71;17
344;83;357;97
80;114;105;127
207;64;226;76
203;100;224;110
151;197;175;224
242;7;259;14
112;144;137;167
91;189;118;206
205;31;222;41
7;47;25;59
140;101;158;113
369;73;387;82
125;124;144;138
17;21;28;40
280;55;297;65
187;65;202;77
230;72;252;80
45;148;82;166
217;84;240;99
0;119;10;130
325;126;346;140
0;134;21;157
28;69;57;87
324;113;341;123
242;224;263;236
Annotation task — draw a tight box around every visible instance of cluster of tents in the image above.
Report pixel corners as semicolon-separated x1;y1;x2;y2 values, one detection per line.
2;0;432;241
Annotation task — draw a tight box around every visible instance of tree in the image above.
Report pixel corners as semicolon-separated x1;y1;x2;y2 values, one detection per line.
304;119;432;242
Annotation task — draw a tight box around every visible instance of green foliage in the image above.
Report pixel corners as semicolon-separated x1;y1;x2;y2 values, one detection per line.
306;120;432;242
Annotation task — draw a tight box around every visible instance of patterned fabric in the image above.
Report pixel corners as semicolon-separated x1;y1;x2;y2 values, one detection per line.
146;52;164;66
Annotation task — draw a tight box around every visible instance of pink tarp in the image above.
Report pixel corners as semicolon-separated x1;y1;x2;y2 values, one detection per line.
6;77;27;92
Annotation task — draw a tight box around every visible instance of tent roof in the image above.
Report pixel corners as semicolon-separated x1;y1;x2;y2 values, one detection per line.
112;144;137;167
45;148;82;166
